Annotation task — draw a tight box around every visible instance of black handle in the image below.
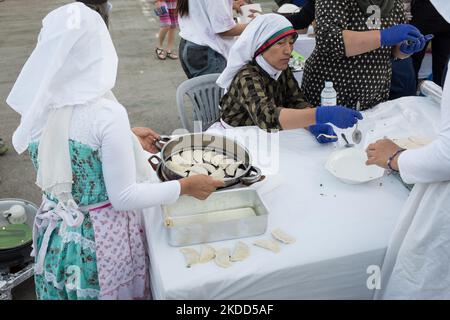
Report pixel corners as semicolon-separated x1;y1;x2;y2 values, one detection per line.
148;155;161;172
154;135;172;152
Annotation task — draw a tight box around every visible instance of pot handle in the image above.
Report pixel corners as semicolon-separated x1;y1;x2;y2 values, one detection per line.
148;155;162;172
154;135;172;152
240;166;263;186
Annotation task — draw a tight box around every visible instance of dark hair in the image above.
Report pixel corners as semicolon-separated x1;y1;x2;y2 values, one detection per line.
177;0;189;17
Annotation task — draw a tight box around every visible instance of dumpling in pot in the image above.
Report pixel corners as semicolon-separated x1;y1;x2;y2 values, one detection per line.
211;154;226;167
210;167;225;179
188;165;209;176
172;153;190;165
193;149;204;164
203;150;216;163
218;157;237;169
199;163;216;174
181;150;195;164
225;162;243;177
166;160;188;177
235;168;246;177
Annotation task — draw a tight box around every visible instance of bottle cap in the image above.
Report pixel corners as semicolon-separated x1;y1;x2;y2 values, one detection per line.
325;81;333;88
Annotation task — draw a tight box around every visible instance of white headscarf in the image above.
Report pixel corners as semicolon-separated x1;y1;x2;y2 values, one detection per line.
431;0;450;23
6;2;118;201
216;13;297;91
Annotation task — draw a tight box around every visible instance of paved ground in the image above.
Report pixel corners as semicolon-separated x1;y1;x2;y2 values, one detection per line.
0;0;276;300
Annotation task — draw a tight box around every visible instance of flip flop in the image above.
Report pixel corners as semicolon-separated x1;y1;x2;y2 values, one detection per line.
155;47;167;60
166;51;178;60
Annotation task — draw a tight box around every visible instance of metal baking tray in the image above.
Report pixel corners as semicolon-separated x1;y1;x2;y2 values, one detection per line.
161;189;269;246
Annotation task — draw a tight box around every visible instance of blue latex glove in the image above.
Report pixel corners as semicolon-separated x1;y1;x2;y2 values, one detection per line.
316;105;363;129
400;34;434;55
380;24;422;47
308;124;338;144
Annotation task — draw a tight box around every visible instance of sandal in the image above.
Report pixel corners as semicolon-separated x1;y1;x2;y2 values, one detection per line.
155;47;167;60
166;51;178;60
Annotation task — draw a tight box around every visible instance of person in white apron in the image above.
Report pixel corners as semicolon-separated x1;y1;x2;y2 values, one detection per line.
6;3;222;300
366;0;450;299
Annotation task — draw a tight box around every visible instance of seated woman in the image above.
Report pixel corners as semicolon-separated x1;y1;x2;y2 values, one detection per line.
216;14;363;143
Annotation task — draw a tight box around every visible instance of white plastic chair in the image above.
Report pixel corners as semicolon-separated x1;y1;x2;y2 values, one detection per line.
176;73;224;132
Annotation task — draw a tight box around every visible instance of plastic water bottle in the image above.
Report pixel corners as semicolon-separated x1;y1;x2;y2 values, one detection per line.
320;81;337;106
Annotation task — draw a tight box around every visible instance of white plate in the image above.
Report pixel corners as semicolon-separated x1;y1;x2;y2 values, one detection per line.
325;148;385;184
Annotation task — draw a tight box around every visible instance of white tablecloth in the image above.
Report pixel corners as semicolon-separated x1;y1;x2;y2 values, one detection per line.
143;96;440;300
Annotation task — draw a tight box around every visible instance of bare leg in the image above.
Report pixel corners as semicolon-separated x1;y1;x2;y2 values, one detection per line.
166;28;175;52
166;28;178;59
158;27;170;48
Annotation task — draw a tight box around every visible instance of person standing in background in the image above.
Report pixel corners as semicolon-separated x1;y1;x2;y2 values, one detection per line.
177;0;247;79
76;0;110;27
410;0;450;86
154;0;179;60
285;0;315;31
301;0;430;110
389;0;418;100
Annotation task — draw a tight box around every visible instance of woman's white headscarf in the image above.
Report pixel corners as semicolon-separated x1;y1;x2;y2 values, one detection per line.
216;13;297;91
6;2;118;201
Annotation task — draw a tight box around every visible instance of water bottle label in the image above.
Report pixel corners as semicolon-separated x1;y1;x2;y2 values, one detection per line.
321;98;337;106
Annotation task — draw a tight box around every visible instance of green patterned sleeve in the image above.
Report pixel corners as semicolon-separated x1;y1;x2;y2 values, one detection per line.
236;72;283;131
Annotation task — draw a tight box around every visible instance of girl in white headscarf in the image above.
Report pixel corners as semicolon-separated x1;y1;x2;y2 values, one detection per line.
216;14;363;143
367;0;450;299
6;2;222;300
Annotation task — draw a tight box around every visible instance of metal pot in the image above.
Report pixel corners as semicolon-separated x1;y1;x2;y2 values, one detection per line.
149;133;263;188
0;198;37;272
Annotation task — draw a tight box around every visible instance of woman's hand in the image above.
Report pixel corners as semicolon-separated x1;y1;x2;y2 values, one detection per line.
380;24;423;47
179;175;225;200
233;0;245;13
316;105;363;129
131;127;161;154
248;8;262;20
399;34;434;55
308;124;338;144
365;139;401;170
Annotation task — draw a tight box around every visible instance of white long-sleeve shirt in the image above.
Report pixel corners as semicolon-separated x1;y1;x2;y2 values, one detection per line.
398;64;450;184
31;98;181;211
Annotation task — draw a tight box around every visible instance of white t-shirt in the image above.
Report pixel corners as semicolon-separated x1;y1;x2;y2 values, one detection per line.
178;0;237;59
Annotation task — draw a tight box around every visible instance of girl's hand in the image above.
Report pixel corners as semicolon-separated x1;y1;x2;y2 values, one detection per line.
179;175;224;200
132;127;161;154
233;0;245;14
248;8;262;19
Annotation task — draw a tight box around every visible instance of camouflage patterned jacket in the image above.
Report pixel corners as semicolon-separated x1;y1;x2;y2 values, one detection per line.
220;61;312;130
